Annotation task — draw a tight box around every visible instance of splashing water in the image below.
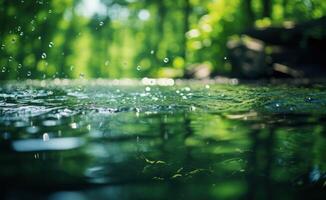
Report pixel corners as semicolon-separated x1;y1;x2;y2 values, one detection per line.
0;79;326;200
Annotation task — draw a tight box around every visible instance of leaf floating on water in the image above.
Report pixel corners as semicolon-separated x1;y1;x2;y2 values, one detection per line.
144;157;166;165
171;174;182;179
186;168;212;176
152;177;164;181
177;167;184;173
144;158;155;164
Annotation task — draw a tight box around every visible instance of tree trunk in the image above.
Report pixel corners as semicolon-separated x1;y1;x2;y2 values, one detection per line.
262;0;272;18
243;0;254;26
182;0;190;62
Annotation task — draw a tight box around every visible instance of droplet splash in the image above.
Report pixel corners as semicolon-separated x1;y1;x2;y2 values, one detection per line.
43;133;49;141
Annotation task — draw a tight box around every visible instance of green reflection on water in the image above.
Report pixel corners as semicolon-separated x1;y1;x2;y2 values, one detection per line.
0;80;326;199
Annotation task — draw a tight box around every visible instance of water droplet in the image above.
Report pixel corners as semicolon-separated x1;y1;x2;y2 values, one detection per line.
224;56;227;60
48;9;52;13
150;50;155;54
41;52;47;59
79;73;84;79
1;66;6;73
27;71;31;77
145;87;151;92
43;133;49;141
0;44;5;50
49;42;54;48
20;32;24;36
38;36;41;40
99;21;104;26
17;26;21;31
163;58;169;63
205;84;210;89
105;60;109;66
17;63;22;69
70;65;74;71
136;65;141;71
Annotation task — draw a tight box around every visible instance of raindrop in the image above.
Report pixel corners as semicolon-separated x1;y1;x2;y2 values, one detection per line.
41;52;47;59
18;63;22;69
1;66;6;73
163;58;169;63
99;21;104;26
27;71;31;77
145;87;151;92
1;44;5;50
38;36;41;40
205;84;210;89
136;65;141;71
20;32;24;36
48;42;54;48
224;56;227;60
150;50;155;54
17;26;21;31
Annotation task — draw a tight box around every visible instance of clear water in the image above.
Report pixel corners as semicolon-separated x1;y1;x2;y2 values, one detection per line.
1;79;326;200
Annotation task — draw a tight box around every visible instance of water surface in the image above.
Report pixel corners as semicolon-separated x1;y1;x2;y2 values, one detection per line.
1;79;326;199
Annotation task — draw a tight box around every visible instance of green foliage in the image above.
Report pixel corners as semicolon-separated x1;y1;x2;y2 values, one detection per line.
0;0;326;80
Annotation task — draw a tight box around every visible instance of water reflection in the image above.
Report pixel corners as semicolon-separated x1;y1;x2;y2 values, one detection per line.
0;81;326;199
